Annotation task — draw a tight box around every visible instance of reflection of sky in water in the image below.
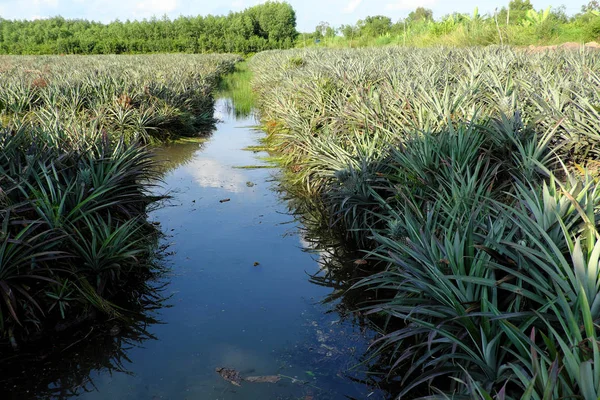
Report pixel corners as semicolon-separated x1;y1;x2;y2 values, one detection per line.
300;233;335;269
184;157;248;193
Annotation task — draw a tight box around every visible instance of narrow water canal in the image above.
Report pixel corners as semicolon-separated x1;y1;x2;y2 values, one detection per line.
4;99;386;399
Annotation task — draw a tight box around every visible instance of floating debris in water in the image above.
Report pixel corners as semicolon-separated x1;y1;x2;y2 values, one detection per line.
244;375;280;383
253;262;260;266
216;368;242;386
246;181;255;187
316;330;329;343
232;165;276;170
216;368;281;386
219;198;231;203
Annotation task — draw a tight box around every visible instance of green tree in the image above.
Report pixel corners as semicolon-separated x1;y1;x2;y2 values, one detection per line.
408;7;434;22
340;24;359;39
508;0;534;23
315;21;330;39
582;1;600;13
248;1;297;43
0;1;297;55
357;15;392;37
325;26;337;38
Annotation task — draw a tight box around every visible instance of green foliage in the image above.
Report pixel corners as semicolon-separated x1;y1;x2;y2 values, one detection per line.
357;168;600;398
246;1;298;44
585;16;600;40
0;2;297;55
340;24;359;39
0;54;240;143
250;46;600;397
500;0;535;24
357;16;393;37
522;7;551;27
0;53;239;346
408;7;434;22
0;129;160;342
299;4;600;48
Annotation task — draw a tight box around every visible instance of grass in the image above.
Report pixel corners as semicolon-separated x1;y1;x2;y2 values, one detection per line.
216;61;256;119
242;145;273;152
249;46;600;398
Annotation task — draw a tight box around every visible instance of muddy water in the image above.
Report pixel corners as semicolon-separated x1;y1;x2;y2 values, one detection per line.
7;99;387;400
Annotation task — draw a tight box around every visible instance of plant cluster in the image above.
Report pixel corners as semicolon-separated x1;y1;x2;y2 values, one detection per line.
252;47;600;194
0;129;159;346
0;53;240;347
0;54;240;143
251;46;600;398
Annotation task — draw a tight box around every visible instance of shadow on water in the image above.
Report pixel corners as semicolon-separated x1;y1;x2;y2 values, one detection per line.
0;98;398;399
0;276;170;400
282;191;402;398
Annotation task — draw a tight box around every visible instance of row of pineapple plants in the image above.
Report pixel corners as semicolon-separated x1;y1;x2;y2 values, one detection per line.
0;54;239;348
250;46;600;398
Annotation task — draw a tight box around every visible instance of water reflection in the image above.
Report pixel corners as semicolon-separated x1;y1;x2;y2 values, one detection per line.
284;189;400;398
188;158;250;193
154;140;251;193
0;279;168;400
152;139;208;173
216;62;256;120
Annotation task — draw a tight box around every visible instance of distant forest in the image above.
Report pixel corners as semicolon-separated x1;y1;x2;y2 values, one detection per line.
0;1;297;54
3;0;600;55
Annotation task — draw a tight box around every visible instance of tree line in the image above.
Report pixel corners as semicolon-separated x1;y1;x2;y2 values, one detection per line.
0;1;297;54
308;1;600;47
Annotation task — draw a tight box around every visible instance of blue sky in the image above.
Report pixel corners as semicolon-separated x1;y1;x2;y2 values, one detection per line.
0;0;589;31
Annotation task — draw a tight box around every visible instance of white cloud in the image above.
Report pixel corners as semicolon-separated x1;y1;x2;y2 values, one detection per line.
186;158;249;194
386;0;437;11
136;0;178;14
34;0;59;7
229;0;267;11
343;0;362;13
